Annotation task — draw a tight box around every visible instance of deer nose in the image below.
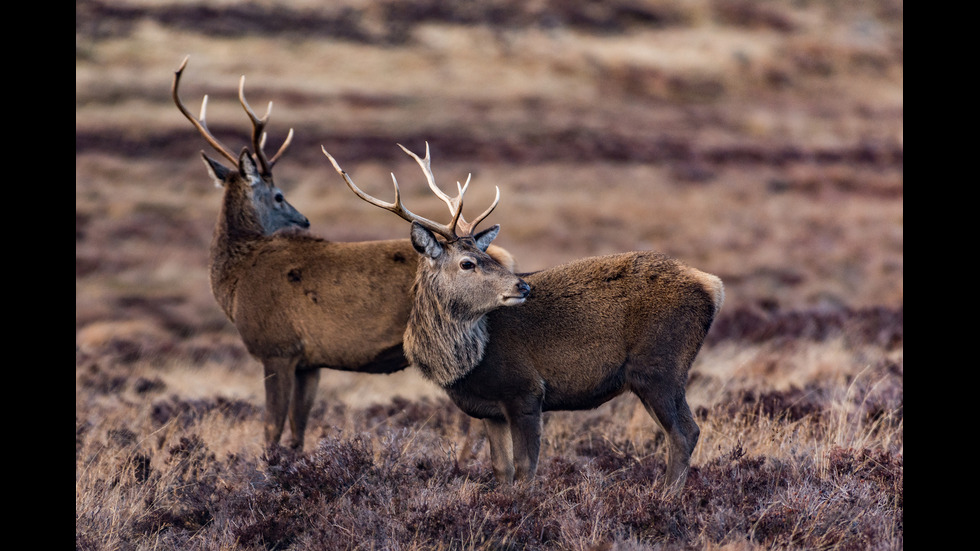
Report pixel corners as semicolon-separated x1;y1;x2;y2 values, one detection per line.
516;280;531;298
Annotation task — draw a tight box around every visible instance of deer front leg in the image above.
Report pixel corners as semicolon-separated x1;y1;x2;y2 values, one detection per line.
505;402;543;482
262;357;296;446
483;417;515;483
287;368;321;450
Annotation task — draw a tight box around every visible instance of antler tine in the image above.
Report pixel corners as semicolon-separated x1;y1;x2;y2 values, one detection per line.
267;128;294;167
172;56;238;166
238;75;278;175
464;185;500;235
256;125;294;169
322;146;462;240
397;142;463;215
397;143;498;236
452;174;485;235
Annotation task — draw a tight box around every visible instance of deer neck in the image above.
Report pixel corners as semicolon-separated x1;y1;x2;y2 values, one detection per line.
404;277;489;388
208;189;266;321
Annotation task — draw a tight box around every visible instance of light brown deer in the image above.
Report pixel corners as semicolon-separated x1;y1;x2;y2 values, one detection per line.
173;57;514;450
325;145;724;493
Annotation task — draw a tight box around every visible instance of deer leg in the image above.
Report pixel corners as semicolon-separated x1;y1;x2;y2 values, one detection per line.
505;401;543;482
483;417;515;483
262;358;296;446
287;368;321;450
636;386;699;494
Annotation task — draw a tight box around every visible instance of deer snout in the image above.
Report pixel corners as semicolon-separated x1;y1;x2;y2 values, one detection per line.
502;279;531;306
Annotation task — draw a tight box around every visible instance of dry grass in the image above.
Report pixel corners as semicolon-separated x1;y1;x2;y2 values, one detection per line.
77;0;902;549
76;334;902;549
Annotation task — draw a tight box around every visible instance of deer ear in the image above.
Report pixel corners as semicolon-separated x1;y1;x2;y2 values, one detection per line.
238;148;262;186
201;152;230;188
473;224;500;252
410;222;444;260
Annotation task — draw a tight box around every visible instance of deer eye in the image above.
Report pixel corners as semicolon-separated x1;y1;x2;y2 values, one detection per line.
460;260;476;271
274;193;284;203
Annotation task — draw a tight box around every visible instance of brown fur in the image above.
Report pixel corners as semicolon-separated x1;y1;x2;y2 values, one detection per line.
204;154;516;450
176;61;514;450
330;145;722;492
402;219;723;495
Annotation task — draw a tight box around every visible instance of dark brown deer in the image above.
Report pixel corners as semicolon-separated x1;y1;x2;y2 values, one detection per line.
173;57;514;450
325;145;724;493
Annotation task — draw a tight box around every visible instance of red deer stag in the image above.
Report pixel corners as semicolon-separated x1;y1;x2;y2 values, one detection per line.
172;57;514;450
324;145;724;493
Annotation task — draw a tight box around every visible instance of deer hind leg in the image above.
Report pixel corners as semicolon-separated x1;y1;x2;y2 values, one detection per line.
483;417;515;483
287;368;321;450
262;357;298;447
635;383;700;494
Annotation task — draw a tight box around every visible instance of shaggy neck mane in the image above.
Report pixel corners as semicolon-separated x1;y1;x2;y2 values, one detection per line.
404;270;489;388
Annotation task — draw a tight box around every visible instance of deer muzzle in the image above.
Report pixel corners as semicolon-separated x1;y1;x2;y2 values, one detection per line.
501;279;531;306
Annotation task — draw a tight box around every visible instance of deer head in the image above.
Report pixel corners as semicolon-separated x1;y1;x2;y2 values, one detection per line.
173;56;309;235
323;144;530;315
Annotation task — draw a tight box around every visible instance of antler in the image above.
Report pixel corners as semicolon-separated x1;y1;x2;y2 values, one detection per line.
238;75;294;175
172;56;293;173
172;56;238;166
397;142;499;237
322;145;499;241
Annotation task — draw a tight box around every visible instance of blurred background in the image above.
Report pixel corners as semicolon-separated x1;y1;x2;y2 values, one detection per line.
76;0;902;407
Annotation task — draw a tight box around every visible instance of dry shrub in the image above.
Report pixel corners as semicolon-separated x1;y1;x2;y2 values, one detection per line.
76;387;902;550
